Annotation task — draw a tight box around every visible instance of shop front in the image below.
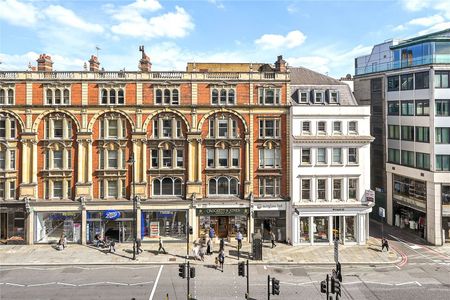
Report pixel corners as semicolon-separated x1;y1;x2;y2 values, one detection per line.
35;211;82;243
393;197;427;239
442;184;450;243
142;210;188;241
252;201;287;242
0;204;26;244
86;210;133;243
197;208;249;240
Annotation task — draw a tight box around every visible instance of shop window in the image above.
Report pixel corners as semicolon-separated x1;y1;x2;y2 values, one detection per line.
388;101;400;115
259;88;280;105
435;71;449;88
35;212;81;243
301;179;311;201
0;88;14;105
259;177;280;197
436;127;450;144
259;148;280;168
333;179;342;200
208;176;239;196
436;100;450;116
348;148;358;164
313;216;329;243
393;174;426;201
301;148;311;165
317;148;327;164
387;75;400;91
332;148;342;164
100;88;125;105
345;216;356;242
153;177;183;196
299;217;310;243
415;100;429;116
317;179;326;201
436;155;450;171
348;178;358;200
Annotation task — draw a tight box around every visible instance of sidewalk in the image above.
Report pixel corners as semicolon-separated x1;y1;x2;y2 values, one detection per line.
0;237;399;266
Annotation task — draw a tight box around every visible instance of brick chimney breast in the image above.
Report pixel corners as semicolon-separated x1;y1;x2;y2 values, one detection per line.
89;55;100;72
275;55;287;73
138;45;152;72
36;54;53;72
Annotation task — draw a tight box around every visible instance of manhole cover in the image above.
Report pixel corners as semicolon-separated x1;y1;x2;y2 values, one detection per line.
169;258;176;261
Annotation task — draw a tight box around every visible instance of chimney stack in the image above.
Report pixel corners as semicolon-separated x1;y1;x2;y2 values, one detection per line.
37;54;53;72
275;55;287;73
138;45;152;72
89;55;100;72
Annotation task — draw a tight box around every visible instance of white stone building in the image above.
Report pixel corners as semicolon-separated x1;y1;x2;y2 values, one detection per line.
289;67;374;245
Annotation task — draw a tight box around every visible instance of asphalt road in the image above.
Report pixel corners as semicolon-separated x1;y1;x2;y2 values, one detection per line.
1;221;449;300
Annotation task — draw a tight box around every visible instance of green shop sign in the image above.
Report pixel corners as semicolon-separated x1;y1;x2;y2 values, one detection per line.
196;208;249;216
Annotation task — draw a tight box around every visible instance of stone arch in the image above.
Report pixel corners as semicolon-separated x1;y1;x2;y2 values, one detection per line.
0;109;25;132
87;109;135;132
197;108;248;133
32;109;81;132
142;108;191;132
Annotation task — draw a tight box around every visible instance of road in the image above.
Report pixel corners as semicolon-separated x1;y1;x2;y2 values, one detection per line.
1;220;449;300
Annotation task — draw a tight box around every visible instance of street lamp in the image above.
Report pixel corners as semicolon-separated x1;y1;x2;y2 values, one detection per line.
127;153;136;260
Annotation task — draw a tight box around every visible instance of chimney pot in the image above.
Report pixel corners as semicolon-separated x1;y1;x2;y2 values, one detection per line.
36;54;53;72
89;55;100;72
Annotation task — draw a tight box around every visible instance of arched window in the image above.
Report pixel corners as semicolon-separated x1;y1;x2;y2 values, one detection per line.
164;89;171;104
220;89;227;104
208;176;239;195
55;89;61;104
211;89;219;104
155;89;162;104
46;89;53;104
63;89;70;104
101;89;108;104
172;89;179;104
109;89;116;104
118;89;124;104
228;89;235;104
153;177;182;196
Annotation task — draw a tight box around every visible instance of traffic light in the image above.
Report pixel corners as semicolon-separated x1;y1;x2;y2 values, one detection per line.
330;277;336;294
238;261;245;277
271;277;280;295
178;263;186;278
190;267;196;279
189;226;193;235
334;279;341;297
336;262;342;282
320;280;327;294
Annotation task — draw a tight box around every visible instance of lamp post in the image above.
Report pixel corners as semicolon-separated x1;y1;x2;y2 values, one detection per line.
127;153;136;260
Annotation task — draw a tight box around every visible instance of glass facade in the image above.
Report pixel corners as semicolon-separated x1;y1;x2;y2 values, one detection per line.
143;210;187;241
299;217;310;243
0;206;25;244
35;212;81;243
313;216;329;243
345;216;356;242
86;211;133;243
254;210;286;242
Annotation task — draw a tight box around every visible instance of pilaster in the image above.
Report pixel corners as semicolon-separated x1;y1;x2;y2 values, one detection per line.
19;132;38;199
131;132;148;198
75;132;93;198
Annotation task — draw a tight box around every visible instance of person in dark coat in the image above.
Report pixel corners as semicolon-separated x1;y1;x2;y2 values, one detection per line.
220;238;225;252
136;238;143;254
218;249;225;272
270;231;276;248
381;238;389;252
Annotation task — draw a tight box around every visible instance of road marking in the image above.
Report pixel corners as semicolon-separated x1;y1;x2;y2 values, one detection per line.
78;282;106;286
27;282;56;287
342;281;361;285
149;265;163;300
57;282;77;286
415;281;422;287
5;283;25;287
105;281;128;286
364;281;393;286
263;265;267;270
129;281;154;286
395;281;416;286
410;245;422;250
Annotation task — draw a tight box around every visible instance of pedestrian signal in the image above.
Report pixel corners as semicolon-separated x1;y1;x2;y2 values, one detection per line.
238;261;245;277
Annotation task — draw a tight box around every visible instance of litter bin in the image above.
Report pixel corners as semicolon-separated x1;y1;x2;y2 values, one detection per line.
252;232;263;260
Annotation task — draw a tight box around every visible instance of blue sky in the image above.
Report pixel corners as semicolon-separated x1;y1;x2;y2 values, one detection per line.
1;0;449;77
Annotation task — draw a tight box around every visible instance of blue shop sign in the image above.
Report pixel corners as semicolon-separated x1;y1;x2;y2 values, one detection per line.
102;210;121;220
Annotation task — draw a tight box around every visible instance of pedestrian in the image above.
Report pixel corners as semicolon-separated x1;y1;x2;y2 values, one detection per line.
218;249;225;272
206;238;212;255
381;238;389;252
220;238;225;252
57;233;67;250
270;231;276;248
158;236;167;254
94;234;102;247
236;231;243;250
136;238;143;254
209;227;215;239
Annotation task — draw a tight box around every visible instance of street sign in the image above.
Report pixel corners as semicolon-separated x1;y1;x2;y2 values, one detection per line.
378;207;386;218
365;189;375;202
334;239;339;263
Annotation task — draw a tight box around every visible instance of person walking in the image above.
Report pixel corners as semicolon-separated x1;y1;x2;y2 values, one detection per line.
381;238;389;252
236;231;243;250
270;231;276;248
136;238;143;254
57;233;67;250
206;238;212;255
218;249;225;272
219;238;225;252
209;227;215;239
158;236;167;254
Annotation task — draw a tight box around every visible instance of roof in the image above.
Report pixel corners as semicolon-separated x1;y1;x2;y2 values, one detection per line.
391;28;450;50
289;66;345;85
186;62;264;72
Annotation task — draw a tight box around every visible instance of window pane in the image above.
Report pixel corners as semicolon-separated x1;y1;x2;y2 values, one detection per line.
218;177;228;194
108;150;118;168
53;120;63;138
218;149;228;167
162;149;172;167
153;179;161;195
162;120;172;137
108;180;118;197
53;150;63;169
53;181;63;198
108;120;118;137
162;178;173;195
218;120;228;137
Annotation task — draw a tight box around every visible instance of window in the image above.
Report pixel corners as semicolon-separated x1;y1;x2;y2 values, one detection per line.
162;120;172;137
393;174;426;201
401;126;414;141
302;121;310;133
348;178;358;199
207;148;214;167
153;177;182;196
107;150;118;169
388;148;400;164
209;147;241;168
416;152;430;170
259;177;280;197
301;148;311;164
299;91;309;103
108;119;118;138
332;148;342;164
259;148;280;168
259;119;280;138
152;116;183;139
388;125;400;140
415;100;429;116
0;152;5;169
333;179;342;200
329;91;339;103
9;181;15;199
53;120;63;138
436;155;450;171
401;101;414;116
259;88;280;105
151;149;158;168
107;180;118;198
333;121;341;134
100;88;124;105
0;88;14;105
317;179;326;200
348;121;357;134
208;177;239;195
0;120;4;138
53;181;63;198
53;150;63;169
177;150;184;167
401;150;415;167
415;72;429;89
317;148;327;164
436;100;450;116
211;88;235;105
317;121;326;134
388;101;400;115
415;127;429;143
46;88;70;105
218;149;228;167
218;120;228;137
162;149;172;167
10;150;15;169
436;127;450;144
314;91;324;103
435;71;449;88
387;76;399;91
301;179;311;200
348;148;358;164
400;73;413;90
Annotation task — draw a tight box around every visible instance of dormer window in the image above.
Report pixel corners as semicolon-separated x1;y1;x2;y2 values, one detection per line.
329;90;339;103
314;91;324;103
299;91;309;103
211;88;235;105
45;87;70;105
0;86;14;105
100;88;125;105
155;88;180;105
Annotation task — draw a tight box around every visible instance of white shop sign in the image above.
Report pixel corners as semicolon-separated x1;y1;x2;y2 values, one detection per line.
253;202;286;211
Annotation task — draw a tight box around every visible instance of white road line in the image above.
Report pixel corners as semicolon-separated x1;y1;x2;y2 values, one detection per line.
5;283;25;287
395;281;416;286
129;281;154;286
105;281;128;286
149;265;163;300
415;281;422;287
364;281;393;286
78;282;106;286
342;281;361;285
27;282;56;287
389;234;435;263
57;282;77;286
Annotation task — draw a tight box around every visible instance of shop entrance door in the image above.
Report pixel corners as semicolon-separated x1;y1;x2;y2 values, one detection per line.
218;217;228;238
0;212;7;240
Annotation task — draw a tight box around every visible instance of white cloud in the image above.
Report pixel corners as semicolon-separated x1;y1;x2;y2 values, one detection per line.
0;52;85;71
254;30;306;50
207;0;225;10
0;0;39;27
418;22;450;35
287;3;298;14
111;6;194;39
286;56;330;74
44;5;104;33
408;14;444;26
401;0;432;12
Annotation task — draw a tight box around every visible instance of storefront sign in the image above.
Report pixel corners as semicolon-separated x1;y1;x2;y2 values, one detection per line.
156;212;174;218
196;208;249;216
393;195;426;213
253;202;286;211
149;222;160;238
102;210;121;220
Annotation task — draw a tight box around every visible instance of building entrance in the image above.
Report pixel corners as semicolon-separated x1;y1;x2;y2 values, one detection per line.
217;216;229;238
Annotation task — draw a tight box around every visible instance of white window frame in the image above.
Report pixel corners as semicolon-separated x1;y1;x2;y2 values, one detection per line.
333;121;342;134
332;148;342;165
44;87;71;105
99;87;125;105
259;87;281;105
259;119;280;138
348;121;358;134
259;177;280;197
301;178;311;201
348;148;358;164
317;148;327;164
302;121;311;134
0;87;15;105
314;91;325;103
299;91;309;103
154;88;180;105
317;121;327;135
329;90;339;103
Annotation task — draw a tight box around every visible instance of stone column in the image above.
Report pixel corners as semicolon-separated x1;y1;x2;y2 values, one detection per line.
81;200;87;245
244;136;251;197
196;139;202;182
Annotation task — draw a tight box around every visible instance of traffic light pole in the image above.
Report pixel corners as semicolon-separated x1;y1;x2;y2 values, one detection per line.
326;274;329;299
267;275;270;300
186;221;189;259
187;261;190;300
246;260;249;298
